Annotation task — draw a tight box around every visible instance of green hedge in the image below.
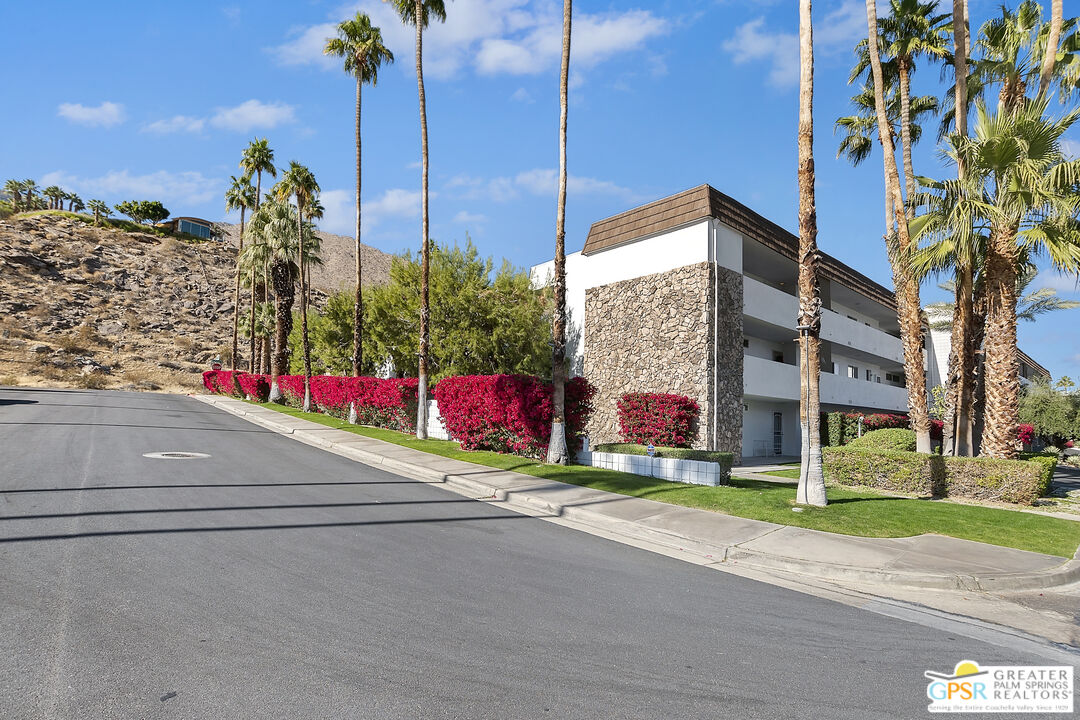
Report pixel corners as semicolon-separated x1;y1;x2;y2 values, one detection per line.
593;443;734;472
822;446;1052;505
847;428;917;452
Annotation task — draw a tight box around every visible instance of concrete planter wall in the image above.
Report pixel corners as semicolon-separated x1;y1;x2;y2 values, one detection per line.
576;449;726;487
425;399;452;441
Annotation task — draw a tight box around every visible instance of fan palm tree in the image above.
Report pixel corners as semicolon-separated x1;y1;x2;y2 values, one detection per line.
863;0;933;452
70;196;85;214
4;179;23;211
958;100;1080;457
546;0;573;465
225;174;257;372
43;186;64;210
835;83;938;166
240;139;277;372
325;13;394;378
20;180;38;210
797;0;826;506
386;0;449;439
275;162;321;411
87;199;110;225
242;198;323;393
1039;0;1064;96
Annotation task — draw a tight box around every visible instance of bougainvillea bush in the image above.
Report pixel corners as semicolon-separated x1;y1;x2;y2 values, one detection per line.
617;392;700;447
434;374;595;458
202;370;243;398
1017;424;1035;447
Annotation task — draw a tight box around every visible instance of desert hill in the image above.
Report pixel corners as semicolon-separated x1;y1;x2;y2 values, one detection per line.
0;213;341;392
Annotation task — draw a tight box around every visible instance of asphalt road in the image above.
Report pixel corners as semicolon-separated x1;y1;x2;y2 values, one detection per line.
0;387;1074;719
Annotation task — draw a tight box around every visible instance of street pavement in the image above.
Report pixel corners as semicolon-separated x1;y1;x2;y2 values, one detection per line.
1;387;1075;719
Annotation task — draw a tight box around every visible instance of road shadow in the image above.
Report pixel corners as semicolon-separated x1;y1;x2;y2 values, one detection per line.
0;399;36;406
0;480;428;495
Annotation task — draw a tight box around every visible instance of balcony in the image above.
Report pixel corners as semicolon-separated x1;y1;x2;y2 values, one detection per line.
742;276;903;365
744;354;910;412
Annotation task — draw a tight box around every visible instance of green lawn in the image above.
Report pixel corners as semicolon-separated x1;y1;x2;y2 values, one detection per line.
254;402;1080;558
759;468;802;479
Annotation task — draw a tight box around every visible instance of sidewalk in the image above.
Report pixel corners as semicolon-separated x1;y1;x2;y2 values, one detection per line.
195;395;1080;593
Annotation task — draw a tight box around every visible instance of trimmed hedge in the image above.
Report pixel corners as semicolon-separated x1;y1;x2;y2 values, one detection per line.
823;446;1051;505
617;392;699;447
434;375;596;458
847;428;917;452
822;411;944;446
593;442;733;474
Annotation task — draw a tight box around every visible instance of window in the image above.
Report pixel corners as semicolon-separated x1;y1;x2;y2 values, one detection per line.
847;365;858;379
866;369;872;381
773;351;784;363
743;338;749;348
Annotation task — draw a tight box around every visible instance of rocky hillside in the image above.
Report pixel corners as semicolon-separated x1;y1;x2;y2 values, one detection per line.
0;213;333;392
219;223;393;294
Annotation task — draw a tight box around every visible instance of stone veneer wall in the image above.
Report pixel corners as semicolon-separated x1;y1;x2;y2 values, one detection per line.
583;261;743;454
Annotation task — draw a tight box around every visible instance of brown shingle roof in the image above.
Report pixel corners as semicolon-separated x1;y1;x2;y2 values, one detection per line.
1017;348;1050;381
582;184;897;311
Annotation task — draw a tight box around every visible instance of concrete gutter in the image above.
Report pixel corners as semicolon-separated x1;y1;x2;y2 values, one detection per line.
194;394;1080;592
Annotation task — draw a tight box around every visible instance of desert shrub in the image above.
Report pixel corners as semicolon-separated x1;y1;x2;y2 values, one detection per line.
434;374;595;458
847;428;917;452
941;455;1049;505
616;392;700;447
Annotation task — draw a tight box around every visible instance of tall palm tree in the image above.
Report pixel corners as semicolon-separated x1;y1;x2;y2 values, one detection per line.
863;0;933;453
959;100;1080;457
3;179;22;211
835;83;938;166
797;0;826;506
386;0;449;439
275;162;321;411
240;139;277;372
241;199;322;392
43;186;63;210
225;174;257;372
1039;0;1064;96
20;180;38;210
325;12;394;378
546;0;573;465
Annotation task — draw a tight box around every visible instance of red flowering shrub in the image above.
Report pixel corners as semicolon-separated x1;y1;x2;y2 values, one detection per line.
201;370;242;397
930;419;944;441
1017;424;1035;446
861;413;910;432
276;374;306;403
434;375;595;458
309;375;419;432
617;392;700;447
1067;440;1075;448
236;373;271;402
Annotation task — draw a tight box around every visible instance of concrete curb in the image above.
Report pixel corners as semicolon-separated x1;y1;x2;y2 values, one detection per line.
193;394;1080;592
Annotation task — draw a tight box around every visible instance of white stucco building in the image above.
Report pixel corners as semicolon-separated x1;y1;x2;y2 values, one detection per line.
531;184;1043;461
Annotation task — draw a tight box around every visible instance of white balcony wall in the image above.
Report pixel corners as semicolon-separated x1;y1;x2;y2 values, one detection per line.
744;354;800;401
745;353;909;411
743;276;903;365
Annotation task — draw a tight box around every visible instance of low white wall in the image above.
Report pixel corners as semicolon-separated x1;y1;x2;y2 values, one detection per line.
576;449;726;487
425;399;451;441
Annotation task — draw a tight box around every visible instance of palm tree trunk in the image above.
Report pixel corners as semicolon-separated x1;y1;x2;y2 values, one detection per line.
796;0;826;506
546;0;573;465
231;207;246;372
897;58;916;215
298;207;312;412
864;0;931;453
250;169;262;375
1039;0;1063;96
269;263;294;402
981;225;1020;458
414;0;431;440
353;76;364;377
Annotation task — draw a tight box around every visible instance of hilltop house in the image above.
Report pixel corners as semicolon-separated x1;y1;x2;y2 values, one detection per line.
531;184;1045;461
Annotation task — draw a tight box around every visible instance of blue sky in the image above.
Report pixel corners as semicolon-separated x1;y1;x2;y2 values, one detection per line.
2;0;1078;380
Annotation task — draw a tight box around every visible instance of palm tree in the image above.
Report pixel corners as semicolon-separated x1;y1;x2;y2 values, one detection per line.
70;196;85;214
959;100;1080;457
4;179;23;211
835;83;938;166
43;186;64;210
546;0;573;465
87;199;109;225
386;0;449;439
325;13;394;378
225;175;257;372
242;199;322;392
275;162;321;411
797;0;826;506
20;180;38;210
976;1;1046;113
925;269;1079;327
1039;0;1064;96
863;0;933;453
241;139;277;372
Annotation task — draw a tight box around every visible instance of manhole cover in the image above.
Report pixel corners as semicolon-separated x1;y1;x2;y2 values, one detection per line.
142;452;210;460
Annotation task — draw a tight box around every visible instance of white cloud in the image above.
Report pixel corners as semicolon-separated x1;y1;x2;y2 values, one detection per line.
511;87;534;103
318;187;423;235
447;168;640;203
272;0;667;80
1062;138;1080;158
1034;268;1080;295
722;1;871;89
209;99;296;132
143;115;205;134
57;101;126;127
452;210;488;224
39;169;221;207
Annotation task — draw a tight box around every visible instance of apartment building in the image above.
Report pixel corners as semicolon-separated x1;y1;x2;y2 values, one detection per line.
532;184;937;460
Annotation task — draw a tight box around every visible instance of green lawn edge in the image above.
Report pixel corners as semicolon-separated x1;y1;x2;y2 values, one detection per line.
249;400;1080;558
